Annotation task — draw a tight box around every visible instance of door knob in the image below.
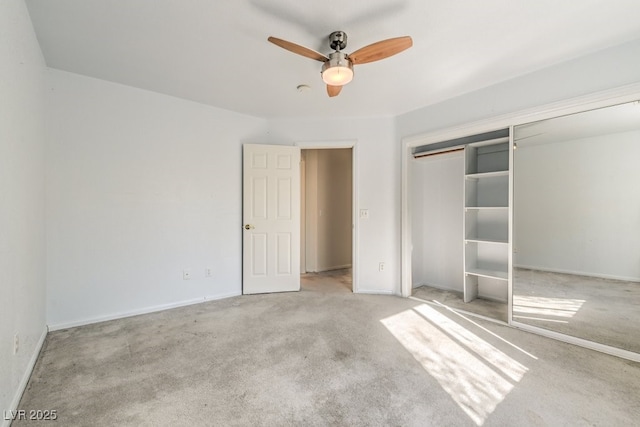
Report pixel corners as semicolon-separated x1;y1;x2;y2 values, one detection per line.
244;224;255;230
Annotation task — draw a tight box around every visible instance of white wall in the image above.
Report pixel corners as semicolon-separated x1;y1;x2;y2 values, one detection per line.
0;0;47;420
303;149;352;272
268;117;399;294
397;38;640;139
46;70;268;328
410;152;464;291
514;130;640;281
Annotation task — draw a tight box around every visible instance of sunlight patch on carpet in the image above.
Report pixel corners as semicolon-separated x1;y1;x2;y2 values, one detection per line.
381;304;528;426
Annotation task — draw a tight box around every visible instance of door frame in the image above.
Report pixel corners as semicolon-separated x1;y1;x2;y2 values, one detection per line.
296;140;359;293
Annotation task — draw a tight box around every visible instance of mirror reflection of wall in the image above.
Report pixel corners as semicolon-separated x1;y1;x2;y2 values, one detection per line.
513;100;640;354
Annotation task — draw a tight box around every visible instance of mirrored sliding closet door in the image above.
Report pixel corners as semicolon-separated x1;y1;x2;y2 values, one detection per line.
512;100;640;354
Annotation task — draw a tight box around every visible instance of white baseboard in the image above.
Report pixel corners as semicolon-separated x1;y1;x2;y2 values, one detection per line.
478;295;508;304
48;291;241;332
412;282;506;303
514;264;640;283
355;289;394;295
308;264;352;273
3;325;48;427
412;281;463;293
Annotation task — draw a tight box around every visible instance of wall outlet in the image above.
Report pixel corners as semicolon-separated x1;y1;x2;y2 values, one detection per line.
378;262;385;272
183;269;191;280
205;268;213;277
360;209;370;219
13;334;19;355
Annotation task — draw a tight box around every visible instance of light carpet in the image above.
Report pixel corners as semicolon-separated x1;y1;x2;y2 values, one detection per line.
14;271;640;426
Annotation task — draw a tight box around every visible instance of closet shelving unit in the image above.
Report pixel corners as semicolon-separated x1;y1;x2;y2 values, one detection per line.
463;137;510;303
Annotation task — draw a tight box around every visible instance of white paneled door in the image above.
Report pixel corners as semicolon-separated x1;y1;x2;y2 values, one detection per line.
242;144;301;294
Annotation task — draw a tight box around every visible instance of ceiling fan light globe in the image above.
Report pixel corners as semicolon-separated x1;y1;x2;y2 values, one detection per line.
322;51;354;86
322;66;354;86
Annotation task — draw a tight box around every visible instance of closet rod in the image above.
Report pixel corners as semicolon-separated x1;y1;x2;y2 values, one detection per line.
413;146;464;159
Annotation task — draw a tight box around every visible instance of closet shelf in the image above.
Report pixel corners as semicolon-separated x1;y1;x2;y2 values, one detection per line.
465;206;508;211
465;170;509;180
465;268;508;281
464;136;511;305
465;238;508;245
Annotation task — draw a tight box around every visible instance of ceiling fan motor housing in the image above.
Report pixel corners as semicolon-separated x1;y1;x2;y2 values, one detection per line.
329;31;347;51
321;51;354;86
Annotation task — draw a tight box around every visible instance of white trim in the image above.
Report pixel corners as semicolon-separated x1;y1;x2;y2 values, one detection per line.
514;264;640;283
507;126;515;324
412;281;462;293
357;289;395;295
480;295;508;304
401;134;412;297
48;292;241;331
310;264;353;273
295;140;359;293
512;321;640;363
3;326;48;427
300;157;306;274
403;82;640;149
295;140;357;149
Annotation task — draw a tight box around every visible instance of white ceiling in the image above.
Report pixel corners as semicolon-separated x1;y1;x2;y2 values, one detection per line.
25;0;640;119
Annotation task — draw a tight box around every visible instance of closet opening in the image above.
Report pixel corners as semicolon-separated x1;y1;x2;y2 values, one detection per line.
300;148;353;292
408;129;511;323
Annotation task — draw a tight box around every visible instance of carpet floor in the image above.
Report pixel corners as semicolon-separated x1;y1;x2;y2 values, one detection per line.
14;271;640;426
411;286;508;323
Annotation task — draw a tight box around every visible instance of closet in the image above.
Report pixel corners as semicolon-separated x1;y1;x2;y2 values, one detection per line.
410;129;511;322
403;89;640;361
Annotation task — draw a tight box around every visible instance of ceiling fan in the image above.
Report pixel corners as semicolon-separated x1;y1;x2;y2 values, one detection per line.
268;31;413;97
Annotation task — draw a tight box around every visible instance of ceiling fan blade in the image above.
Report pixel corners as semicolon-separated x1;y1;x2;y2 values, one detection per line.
327;85;342;97
349;36;413;65
267;36;328;62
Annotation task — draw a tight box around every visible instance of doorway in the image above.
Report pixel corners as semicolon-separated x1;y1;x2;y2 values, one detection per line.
300;148;353;291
